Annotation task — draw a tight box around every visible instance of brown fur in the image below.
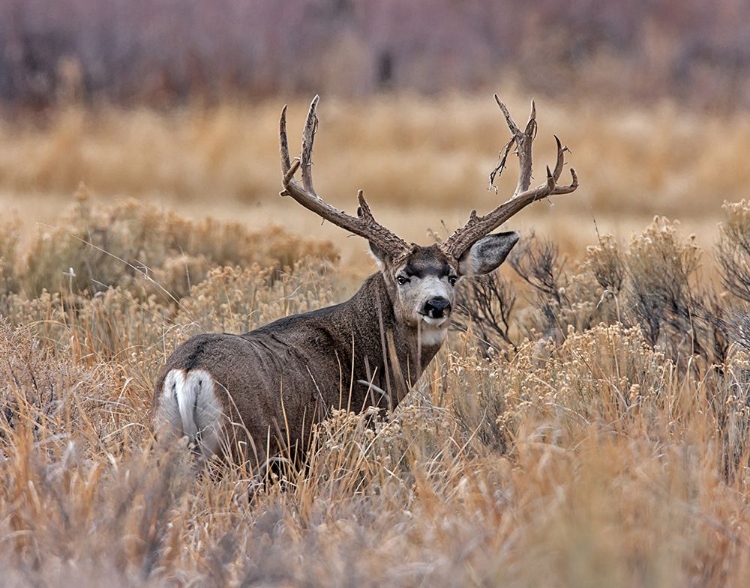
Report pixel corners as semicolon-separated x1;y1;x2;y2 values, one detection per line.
154;269;443;469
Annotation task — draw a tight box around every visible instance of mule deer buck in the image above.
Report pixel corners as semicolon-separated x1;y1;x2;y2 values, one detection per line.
153;95;578;470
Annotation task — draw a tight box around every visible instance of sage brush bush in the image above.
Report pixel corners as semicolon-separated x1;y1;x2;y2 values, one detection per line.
14;188;338;299
457;215;740;370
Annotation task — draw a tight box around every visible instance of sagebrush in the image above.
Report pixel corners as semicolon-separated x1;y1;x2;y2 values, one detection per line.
1;199;750;586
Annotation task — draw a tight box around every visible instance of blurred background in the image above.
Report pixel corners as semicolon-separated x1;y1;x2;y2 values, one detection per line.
2;0;750;263
4;0;750;108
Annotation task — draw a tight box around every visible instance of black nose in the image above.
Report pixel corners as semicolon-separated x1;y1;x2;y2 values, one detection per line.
424;297;452;318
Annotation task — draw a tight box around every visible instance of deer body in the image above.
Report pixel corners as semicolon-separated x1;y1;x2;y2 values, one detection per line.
155;269;442;466
154;241;516;467
153;96;577;470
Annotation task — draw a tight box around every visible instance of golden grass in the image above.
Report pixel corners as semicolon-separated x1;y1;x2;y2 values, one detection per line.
2;307;749;585
3;94;750;585
2;91;749;262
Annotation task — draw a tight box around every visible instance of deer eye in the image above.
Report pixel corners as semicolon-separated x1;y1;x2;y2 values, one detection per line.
448;275;458;286
396;275;410;286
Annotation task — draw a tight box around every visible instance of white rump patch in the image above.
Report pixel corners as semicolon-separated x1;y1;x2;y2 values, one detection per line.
162;368;223;459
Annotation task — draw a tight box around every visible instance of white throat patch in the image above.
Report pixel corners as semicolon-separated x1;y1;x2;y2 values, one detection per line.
419;320;448;347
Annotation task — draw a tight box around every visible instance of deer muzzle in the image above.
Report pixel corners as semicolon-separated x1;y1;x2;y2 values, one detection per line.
423;297;452;320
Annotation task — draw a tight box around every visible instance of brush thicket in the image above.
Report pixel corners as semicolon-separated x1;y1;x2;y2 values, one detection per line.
2;179;750;587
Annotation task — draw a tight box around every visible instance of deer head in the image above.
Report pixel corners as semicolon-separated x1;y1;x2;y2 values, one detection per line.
280;96;577;343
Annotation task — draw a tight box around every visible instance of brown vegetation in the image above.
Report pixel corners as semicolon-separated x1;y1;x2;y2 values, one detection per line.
2;193;750;585
2;93;750;248
5;2;750;580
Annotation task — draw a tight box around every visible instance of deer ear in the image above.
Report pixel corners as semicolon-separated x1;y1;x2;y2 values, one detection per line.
368;241;387;268
458;231;519;276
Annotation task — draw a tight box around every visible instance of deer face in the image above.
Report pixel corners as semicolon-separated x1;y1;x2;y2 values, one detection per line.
372;232;520;341
389;245;457;331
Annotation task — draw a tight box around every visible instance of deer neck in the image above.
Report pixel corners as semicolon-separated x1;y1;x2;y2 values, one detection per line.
348;273;444;398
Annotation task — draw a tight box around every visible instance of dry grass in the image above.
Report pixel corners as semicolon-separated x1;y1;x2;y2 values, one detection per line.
2;91;750;262
1;191;750;586
0;98;750;588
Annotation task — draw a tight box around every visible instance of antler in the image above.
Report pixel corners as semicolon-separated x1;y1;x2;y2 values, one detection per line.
280;96;411;261
441;94;578;260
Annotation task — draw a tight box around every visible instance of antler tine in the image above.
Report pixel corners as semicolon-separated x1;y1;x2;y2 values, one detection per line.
280;105;292;176
300;95;319;197
441;96;579;260
551;135;567;182
279;97;411;260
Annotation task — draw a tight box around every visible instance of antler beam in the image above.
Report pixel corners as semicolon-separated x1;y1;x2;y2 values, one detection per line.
280;96;411;261
441;95;578;260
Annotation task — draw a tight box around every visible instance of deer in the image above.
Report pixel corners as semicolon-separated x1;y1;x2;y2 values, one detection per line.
153;95;578;471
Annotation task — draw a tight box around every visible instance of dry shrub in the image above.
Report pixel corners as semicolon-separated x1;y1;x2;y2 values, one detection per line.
19;187;338;299
458;217;729;369
590;218;723;369
455;232;618;354
0;320;152;459
716;202;750;358
452;270;517;358
501;432;745;588
718;200;750;303
446;322;750;587
511;232;613;340
176;261;341;336
1;321;113;451
449;324;680;456
453;212;750;480
0;216;20;294
587;233;626;296
299;402;458;501
0;318;200;584
5;203;750;585
0;435;194;586
626;217;703;352
0;286;174;404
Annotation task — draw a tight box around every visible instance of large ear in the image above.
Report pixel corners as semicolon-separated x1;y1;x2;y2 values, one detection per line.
368;241;388;268
458;231;519;276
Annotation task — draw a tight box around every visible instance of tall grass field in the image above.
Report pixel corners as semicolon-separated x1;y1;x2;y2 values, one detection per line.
1;93;750;586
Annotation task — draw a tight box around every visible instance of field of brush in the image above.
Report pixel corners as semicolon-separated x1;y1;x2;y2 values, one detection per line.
2;92;750;586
